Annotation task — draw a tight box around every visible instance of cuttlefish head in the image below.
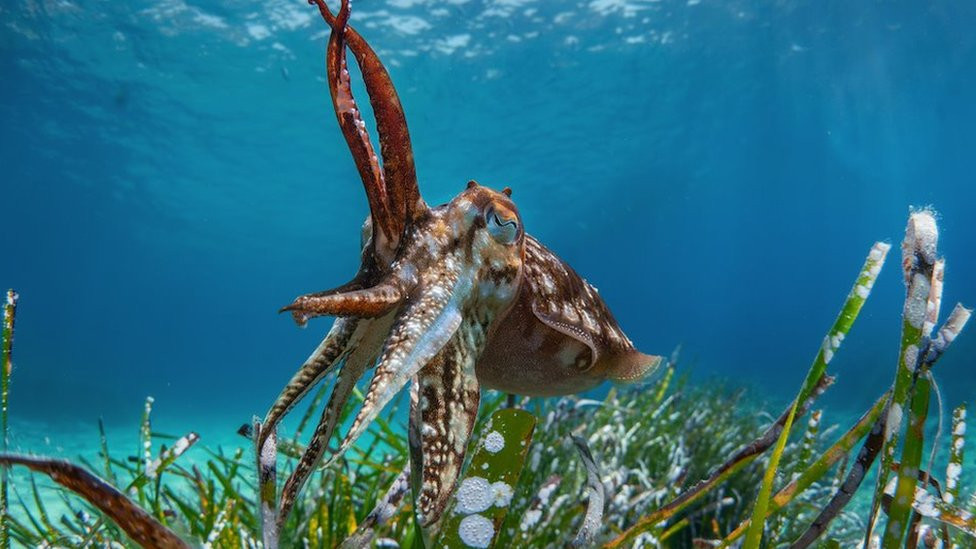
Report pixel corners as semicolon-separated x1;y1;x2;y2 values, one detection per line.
380;180;525;315
443;180;524;303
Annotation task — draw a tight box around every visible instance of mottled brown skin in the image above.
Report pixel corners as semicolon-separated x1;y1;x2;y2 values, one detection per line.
263;0;662;530
0;454;189;549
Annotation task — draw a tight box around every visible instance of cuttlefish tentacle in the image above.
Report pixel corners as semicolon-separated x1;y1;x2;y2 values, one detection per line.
277;312;394;526
325;0;392;255
415;320;484;526
258;317;360;451
316;0;425;262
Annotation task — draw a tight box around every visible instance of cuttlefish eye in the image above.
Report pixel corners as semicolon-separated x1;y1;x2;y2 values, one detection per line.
485;206;519;244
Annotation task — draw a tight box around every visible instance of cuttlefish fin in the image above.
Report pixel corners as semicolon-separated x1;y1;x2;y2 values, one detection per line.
604;351;664;382
414;324;482;526
522;236;663;380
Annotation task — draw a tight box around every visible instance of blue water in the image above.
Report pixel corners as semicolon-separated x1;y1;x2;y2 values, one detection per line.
1;0;975;449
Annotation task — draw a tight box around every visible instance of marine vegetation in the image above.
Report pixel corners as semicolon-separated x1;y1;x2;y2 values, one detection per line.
0;0;974;547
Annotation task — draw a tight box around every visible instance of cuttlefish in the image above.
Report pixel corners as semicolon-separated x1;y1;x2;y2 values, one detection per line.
260;0;663;528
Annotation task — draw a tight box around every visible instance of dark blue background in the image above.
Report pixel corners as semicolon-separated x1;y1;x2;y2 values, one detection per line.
1;0;974;439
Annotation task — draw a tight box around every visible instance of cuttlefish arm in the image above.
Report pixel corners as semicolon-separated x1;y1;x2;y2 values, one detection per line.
414;318;484;525
276;262;468;525
332;267;468;463
276;312;393;526
258;317;359;451
280;279;406;326
258;279;407;451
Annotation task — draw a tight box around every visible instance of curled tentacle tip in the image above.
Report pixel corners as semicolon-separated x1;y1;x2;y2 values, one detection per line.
278;302;310;327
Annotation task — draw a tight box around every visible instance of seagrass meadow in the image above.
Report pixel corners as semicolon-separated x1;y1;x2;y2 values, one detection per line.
0;210;973;547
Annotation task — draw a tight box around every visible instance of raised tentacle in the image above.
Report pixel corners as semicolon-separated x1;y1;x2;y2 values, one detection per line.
325;0;395;257
258;317;360;451
277;312;393;526
281;279;405;326
414;323;484;525
327;269;469;468
313;0;425;258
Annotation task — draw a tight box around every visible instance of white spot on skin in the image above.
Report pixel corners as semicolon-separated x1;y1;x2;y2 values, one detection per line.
455;477;493;514
483;431;505;453
458;514;494;548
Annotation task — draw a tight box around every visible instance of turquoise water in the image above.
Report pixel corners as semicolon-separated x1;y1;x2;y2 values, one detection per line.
1;0;975;470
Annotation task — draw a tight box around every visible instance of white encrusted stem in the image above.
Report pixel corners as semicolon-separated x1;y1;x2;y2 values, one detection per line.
865;210;939;543
255;420;278;549
912;489;976;536
944;404;966;505
339;464;411;549
571;436;605;548
922;259;945;337
144;432;199;483
202;499;235;549
0;289;17;549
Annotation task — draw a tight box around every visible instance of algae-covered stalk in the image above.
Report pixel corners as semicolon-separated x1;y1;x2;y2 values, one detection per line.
717;391;889;547
255;420;278;549
742;241;890;549
865;210;938;542
945;403;967;505
434;409;535;548
882;257;945;547
1;289;17;549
